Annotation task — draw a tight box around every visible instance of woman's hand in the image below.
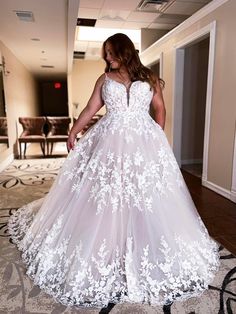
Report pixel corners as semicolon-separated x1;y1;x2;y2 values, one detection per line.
66;74;105;153
67;132;76;152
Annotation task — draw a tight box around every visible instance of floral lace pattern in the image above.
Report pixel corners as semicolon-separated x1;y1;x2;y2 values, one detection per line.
59;78;184;214
61;145;184;215
8;205;220;308
8;77;220;308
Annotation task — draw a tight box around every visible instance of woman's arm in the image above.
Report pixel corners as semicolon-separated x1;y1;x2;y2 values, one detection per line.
67;74;105;151
151;79;166;130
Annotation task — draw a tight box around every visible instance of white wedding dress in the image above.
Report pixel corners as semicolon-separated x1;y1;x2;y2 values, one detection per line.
8;75;220;308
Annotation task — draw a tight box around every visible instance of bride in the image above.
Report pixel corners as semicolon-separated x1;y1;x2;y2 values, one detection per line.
8;33;220;310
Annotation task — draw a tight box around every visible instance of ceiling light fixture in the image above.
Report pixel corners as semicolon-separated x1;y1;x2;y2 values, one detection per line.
77;27;140;46
77;18;96;27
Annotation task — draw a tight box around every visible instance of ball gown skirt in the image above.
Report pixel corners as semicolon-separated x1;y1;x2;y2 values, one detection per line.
8;76;220;309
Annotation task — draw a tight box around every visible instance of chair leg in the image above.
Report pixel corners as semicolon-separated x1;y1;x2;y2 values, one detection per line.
24;143;27;158
46;141;50;156
19;142;22;159
50;142;54;155
40;142;45;157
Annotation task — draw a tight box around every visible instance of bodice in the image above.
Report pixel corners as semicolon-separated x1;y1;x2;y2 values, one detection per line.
102;77;153;115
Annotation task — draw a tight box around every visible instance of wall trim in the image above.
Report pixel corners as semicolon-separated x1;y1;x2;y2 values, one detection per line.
231;121;236;203
202;178;233;202
140;0;229;64
181;158;203;165
231;191;236;203
0;153;14;172
146;51;164;78
172;48;185;164
67;0;80;75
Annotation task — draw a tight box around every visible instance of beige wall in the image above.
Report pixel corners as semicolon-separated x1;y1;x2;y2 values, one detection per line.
0;40;39;164
140;0;236;191
71;59;106;118
141;28;169;52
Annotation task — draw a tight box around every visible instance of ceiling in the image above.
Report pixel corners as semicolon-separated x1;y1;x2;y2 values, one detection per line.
76;0;212;60
0;0;212;79
0;0;79;79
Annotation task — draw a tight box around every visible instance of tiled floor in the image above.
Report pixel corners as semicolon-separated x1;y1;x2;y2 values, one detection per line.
182;169;236;255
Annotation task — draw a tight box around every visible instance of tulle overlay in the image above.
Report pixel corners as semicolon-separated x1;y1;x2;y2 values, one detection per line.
8;76;220;308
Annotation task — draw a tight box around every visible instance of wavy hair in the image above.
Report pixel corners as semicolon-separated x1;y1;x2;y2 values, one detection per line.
102;33;164;90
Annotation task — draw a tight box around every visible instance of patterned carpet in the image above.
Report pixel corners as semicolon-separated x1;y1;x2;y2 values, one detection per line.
0;158;235;314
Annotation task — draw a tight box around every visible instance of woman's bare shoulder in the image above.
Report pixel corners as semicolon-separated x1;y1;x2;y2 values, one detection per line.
96;73;106;86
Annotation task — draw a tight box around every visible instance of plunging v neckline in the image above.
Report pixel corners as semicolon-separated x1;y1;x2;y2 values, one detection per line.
106;76;140;107
106;76;139;91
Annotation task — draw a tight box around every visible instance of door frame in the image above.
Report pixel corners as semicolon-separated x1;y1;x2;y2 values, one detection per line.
172;21;217;184
231;122;236;202
146;52;164;79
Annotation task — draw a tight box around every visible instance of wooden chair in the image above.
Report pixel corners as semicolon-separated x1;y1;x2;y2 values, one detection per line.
46;116;71;155
0;117;9;147
18;117;46;158
76;114;103;139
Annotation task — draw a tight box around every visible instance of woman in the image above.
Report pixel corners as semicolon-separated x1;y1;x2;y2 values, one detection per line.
8;33;220;310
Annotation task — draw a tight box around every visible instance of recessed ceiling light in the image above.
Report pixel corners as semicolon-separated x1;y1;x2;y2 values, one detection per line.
77;18;96;27
31;38;40;41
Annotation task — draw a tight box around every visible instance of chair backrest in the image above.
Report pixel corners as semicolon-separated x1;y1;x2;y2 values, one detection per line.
19;117;46;135
0;117;8;136
46;117;71;136
81;114;103;134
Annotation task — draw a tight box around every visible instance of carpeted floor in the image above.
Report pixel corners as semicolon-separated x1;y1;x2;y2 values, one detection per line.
0;158;235;314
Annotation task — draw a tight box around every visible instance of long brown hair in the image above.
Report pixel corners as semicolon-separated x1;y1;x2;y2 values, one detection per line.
102;33;164;90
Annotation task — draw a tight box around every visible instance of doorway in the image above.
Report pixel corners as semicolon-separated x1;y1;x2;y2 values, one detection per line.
181;37;209;178
148;52;163;120
172;22;216;183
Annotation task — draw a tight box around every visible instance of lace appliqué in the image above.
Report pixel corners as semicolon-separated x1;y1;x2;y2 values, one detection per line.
60;145;184;215
8;208;220;308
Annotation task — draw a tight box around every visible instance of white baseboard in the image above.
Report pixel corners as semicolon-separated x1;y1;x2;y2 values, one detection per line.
181;158;203;165
0;154;14;172
230;190;236;203
202;177;236;203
